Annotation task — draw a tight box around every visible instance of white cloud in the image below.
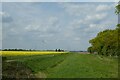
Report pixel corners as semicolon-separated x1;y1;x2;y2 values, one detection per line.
89;24;96;28
0;12;4;16
1;12;9;17
0;12;10;17
89;24;104;29
96;4;111;12
24;16;60;35
85;13;107;21
68;12;108;32
24;23;49;33
95;13;107;20
61;3;95;16
25;24;41;31
60;3;110;18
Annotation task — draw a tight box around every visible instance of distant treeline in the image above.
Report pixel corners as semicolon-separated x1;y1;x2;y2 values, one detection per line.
87;4;120;56
2;49;65;52
2;49;35;51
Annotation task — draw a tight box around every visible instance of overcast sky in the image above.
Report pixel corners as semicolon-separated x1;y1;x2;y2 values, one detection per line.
1;0;119;2
1;2;118;51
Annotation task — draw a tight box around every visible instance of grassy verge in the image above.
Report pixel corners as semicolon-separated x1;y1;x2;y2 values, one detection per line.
2;52;118;78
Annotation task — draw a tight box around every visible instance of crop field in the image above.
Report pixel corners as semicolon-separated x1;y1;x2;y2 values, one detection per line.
2;51;118;78
1;51;66;56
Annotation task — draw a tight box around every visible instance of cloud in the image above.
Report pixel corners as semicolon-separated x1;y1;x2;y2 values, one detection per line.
19;16;61;40
0;12;5;16
60;3;93;16
2;12;13;23
96;4;111;12
24;16;60;34
63;3;116;42
25;24;41;31
59;3;112;19
85;13;108;21
67;12;108;33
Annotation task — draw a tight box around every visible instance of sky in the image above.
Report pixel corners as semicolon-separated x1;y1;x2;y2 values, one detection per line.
0;2;118;51
1;0;119;2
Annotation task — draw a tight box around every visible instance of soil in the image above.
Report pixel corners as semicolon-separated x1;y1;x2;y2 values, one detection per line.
2;60;35;79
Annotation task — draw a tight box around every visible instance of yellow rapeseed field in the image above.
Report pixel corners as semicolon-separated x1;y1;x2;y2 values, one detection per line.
1;51;66;56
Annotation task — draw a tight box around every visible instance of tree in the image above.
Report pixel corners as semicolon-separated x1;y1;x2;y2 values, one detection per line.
116;3;120;56
88;29;118;56
58;49;61;52
87;46;94;53
116;24;120;29
115;2;120;14
55;49;57;52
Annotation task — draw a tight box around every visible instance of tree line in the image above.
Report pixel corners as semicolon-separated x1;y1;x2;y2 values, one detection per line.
2;49;33;51
2;48;65;52
87;3;120;56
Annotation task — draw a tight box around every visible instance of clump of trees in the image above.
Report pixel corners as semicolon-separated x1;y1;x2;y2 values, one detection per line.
88;29;119;56
55;49;64;52
87;3;120;56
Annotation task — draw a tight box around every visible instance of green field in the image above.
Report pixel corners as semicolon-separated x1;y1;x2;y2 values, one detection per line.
2;51;118;78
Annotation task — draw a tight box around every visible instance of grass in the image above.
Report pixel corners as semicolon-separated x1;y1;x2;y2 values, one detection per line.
46;54;118;78
2;51;118;78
